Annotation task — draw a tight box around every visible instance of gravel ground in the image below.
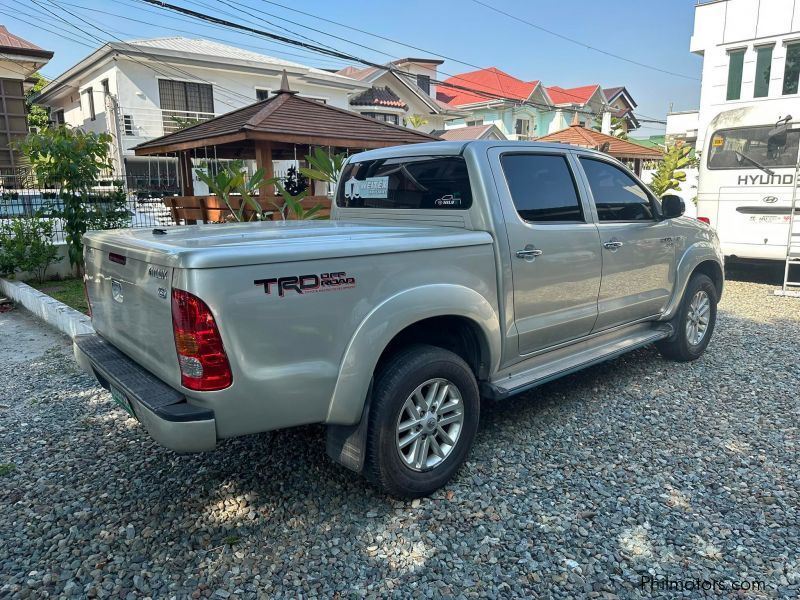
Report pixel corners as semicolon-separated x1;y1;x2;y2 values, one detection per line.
1;274;799;598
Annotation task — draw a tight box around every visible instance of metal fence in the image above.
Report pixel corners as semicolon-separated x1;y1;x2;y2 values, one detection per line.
0;173;179;243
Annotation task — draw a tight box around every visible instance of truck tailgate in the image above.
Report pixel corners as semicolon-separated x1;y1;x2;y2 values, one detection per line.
84;242;179;388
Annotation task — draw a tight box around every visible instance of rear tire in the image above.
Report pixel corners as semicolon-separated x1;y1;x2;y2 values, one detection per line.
656;273;717;362
364;344;479;498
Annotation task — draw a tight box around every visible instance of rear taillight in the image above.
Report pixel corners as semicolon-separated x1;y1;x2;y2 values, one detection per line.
171;289;232;391
698;217;711;225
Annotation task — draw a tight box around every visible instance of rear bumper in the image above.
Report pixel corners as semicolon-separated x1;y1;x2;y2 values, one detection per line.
74;334;217;452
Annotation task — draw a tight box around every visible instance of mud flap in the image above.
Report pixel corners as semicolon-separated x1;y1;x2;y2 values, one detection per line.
325;380;372;473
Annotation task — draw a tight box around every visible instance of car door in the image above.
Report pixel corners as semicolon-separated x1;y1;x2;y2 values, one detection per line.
489;148;603;355
577;156;675;331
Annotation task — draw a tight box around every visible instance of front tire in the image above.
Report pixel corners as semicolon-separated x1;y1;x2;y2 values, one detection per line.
656;273;718;362
364;344;479;498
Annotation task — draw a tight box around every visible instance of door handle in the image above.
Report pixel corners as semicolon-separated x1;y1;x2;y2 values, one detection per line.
515;247;543;260
603;240;624;250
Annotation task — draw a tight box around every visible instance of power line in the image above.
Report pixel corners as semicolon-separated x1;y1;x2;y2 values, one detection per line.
0;4;95;49
470;0;699;82
54;0;350;67
36;0;263;109
138;0;611;120
238;0;662;120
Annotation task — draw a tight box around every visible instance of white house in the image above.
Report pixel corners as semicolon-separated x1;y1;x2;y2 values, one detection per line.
335;58;464;133
686;0;800;153
37;37;370;185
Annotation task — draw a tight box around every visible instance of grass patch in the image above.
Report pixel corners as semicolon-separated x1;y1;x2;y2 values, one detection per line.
29;277;89;314
223;535;240;547
0;463;16;476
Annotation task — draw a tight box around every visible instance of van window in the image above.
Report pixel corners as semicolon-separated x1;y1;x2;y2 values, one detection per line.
580;158;655;222
501;154;583;223
707;126;800;170
336;156;472;209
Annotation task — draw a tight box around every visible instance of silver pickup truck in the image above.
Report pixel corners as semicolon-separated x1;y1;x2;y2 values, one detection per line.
75;141;723;498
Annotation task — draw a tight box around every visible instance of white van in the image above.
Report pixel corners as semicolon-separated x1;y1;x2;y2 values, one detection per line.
697;104;799;261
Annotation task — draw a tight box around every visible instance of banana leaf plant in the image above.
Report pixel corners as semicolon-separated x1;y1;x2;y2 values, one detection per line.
195;160;268;222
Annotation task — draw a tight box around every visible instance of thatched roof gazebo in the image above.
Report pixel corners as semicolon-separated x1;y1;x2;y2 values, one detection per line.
133;72;437;221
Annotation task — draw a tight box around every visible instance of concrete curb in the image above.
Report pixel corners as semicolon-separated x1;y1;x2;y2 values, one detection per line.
0;278;94;339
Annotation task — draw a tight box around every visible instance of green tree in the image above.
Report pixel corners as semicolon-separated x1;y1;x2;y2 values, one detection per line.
25;72;50;130
648;142;694;197
17;126;113;274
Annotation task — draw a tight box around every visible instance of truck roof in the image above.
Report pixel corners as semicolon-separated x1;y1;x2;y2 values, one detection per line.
349;139;611;162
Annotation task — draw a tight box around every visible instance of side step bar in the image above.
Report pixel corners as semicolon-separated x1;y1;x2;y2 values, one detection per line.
481;322;673;400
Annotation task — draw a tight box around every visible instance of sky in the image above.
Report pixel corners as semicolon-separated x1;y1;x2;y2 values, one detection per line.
3;0;704;136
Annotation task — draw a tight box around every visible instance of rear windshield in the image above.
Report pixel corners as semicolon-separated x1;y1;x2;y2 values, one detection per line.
707;126;800;170
336;156;473;209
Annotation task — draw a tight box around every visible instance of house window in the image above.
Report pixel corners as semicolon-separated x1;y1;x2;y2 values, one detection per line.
515;118;531;138
256;88;270;101
465;118;484;127
362;112;399;125
123;114;135;136
52;109;65;125
158;79;214;114
783;42;800;95
83;88;96;121
754;45;773;98
416;74;430;95
101;79;110;95
726;49;745;100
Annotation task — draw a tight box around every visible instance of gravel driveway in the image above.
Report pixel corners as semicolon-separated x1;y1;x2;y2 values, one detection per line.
1;276;798;598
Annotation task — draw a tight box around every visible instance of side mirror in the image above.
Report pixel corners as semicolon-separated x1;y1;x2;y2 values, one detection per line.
661;194;685;219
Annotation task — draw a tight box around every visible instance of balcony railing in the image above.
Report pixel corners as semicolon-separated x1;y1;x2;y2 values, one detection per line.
118;107;217;143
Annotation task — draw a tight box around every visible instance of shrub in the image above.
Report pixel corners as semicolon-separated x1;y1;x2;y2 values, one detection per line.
0;214;62;283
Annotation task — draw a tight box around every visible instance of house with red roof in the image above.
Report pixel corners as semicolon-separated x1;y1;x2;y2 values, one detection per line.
436;66;634;141
0;25;52;175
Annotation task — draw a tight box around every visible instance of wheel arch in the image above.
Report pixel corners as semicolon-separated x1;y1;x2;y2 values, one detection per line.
325;284;501;425
661;241;724;320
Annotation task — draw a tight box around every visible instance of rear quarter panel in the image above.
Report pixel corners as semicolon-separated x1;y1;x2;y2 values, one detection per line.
179;243;498;439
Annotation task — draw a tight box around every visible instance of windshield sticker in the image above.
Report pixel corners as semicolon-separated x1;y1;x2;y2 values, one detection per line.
434;193;463;208
343;176;389;199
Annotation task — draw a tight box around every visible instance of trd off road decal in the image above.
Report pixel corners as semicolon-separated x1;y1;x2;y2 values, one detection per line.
254;272;356;297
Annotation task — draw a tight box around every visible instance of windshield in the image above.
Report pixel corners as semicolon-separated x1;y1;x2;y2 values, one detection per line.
707;126;800;170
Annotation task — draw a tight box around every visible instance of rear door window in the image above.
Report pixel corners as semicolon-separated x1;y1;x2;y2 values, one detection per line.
501;153;584;223
336;156;472;209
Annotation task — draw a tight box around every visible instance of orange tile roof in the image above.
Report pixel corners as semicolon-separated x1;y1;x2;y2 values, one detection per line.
545;84;602;105
436;67;538;106
536;123;662;160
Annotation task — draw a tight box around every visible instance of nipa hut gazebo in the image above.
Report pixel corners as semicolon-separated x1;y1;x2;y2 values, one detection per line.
133;71;437;222
535;116;662;176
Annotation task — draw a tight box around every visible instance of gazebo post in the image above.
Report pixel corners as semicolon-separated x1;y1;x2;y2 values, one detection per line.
178;150;194;196
255;140;274;204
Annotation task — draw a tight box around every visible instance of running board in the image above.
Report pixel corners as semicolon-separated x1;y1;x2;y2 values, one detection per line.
481;322;673;400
